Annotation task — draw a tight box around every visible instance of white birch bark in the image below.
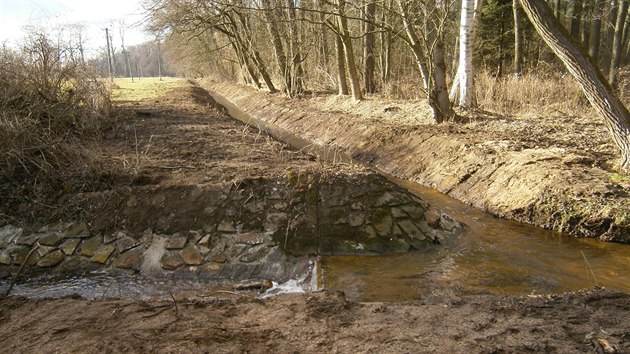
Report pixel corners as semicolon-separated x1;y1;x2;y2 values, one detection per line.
450;0;483;107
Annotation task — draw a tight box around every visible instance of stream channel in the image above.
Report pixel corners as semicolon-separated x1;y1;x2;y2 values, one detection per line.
3;91;630;302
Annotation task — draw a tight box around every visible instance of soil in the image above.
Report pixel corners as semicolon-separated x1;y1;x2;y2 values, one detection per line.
2;81;630;352
204;81;630;243
1;289;630;353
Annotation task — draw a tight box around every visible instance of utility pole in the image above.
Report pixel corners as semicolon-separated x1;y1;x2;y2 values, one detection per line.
104;28;114;82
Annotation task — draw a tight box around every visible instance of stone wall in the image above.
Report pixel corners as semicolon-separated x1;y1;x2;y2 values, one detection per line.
0;170;461;281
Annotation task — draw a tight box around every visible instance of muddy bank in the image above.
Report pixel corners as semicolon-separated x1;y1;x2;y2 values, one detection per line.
204;81;630;243
1;289;629;353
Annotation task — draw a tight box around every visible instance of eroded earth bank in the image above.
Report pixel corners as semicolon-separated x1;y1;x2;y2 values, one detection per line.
1;81;629;353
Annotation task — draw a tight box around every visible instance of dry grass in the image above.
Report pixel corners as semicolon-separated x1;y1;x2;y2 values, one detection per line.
0;32;112;210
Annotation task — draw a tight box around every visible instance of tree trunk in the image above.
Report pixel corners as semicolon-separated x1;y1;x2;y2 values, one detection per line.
570;0;583;40
262;0;290;95
337;0;362;100
364;1;376;94
588;0;604;61
380;0;392;83
454;0;477;108
336;34;349;95
286;0;305;96
609;0;629;88
519;0;630;171
514;0;524;75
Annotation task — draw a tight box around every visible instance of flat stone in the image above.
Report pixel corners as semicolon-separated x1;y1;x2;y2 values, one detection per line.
65;222;90;238
161;251;184;270
197;234;211;246
391;208;407;219
234;232;265;245
239;245;268;263
91;244;116;264
424;208;441;227
401;205;426;219
180;245;203;265
209;249;227;263
363;225;378;239
373;213;393;237
397;219;426;242
117;236;140;253
103;231;123;244
0;225;22;247
166;232;188;249
16;234;39;246
375;192;398;206
37;245;56;257
10;245;37;265
350;202;365;210
198;245;211;256
114;247;144;271
0;251;11;265
188;230;203;245
348;212;365;227
59;239;81;256
265;213;288;231
38;232;64;246
217;219;236;233
439;214;460;232
80;235;102;257
37;250;64;267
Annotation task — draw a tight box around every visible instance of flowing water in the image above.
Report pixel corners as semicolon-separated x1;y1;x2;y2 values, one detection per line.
323;178;630;302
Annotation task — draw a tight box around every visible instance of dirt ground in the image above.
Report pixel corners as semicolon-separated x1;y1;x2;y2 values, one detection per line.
1;289;629;353
2;81;630;352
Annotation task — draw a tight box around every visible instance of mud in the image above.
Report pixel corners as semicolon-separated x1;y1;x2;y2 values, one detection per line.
1;289;630;353
204;81;630;243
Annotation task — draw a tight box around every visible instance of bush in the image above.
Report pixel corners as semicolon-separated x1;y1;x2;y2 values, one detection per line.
0;32;111;181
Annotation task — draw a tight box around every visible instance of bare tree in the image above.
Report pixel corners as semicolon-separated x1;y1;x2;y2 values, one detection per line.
519;0;630;171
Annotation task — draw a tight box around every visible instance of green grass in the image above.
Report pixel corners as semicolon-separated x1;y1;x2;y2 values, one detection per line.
610;173;629;184
110;77;185;102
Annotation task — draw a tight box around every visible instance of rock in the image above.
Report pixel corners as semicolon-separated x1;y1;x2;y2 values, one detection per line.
397;219;426;242
114;247;144;271
363;225;378;239
91;244;116;264
180;245;203;265
0;251;11;265
440;214;460;232
188;230;203;245
80;235;102;257
166;232;188;249
161;252;184;270
217;219;236;233
348;212;365;227
239;245;268;263
350;201;365;210
209;249;227;263
38;232;64;246
424;208;441;227
10;246;37;265
37;245;56;257
65;222;89;238
117;236;140;253
59;239;81;256
0;225;22;247
198;245;211;256
375;192;398;206
372;212;393;236
401;205;425;219
234;232;265;245
37;250;64;267
15;234;39;246
391;208;407;219
104;231;123;244
197;234;211;246
265;213;288;231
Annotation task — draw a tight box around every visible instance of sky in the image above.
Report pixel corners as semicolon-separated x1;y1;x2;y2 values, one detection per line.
0;0;151;56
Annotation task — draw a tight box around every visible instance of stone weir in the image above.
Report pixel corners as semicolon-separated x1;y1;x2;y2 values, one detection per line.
0;170;461;283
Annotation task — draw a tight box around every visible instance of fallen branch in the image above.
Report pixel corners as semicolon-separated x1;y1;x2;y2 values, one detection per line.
4;245;39;297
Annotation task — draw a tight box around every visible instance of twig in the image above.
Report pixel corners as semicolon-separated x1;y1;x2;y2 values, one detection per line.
168;290;179;318
4;245;39;297
580;250;599;287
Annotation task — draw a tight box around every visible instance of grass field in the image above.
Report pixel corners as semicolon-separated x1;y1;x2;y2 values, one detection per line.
110;77;185;102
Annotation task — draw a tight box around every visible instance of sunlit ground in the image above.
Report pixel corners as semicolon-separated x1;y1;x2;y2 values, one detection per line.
110;77;185;102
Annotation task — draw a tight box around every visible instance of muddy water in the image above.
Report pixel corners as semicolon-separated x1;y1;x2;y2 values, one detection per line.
324;178;630;301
